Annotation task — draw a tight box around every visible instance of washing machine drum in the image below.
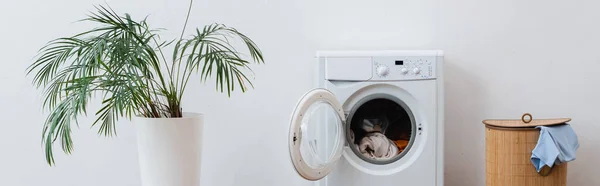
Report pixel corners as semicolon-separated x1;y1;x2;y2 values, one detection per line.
288;89;416;181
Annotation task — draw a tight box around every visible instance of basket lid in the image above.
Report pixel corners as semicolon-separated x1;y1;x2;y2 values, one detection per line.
482;113;571;128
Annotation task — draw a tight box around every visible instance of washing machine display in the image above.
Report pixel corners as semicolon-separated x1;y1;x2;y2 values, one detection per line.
372;56;437;80
289;50;444;186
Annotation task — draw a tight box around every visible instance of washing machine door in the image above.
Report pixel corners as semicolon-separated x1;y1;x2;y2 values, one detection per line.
289;88;346;181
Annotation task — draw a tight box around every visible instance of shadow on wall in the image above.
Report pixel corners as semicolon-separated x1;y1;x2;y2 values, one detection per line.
443;57;488;186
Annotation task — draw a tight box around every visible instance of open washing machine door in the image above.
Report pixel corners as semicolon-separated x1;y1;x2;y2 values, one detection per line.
289;88;346;181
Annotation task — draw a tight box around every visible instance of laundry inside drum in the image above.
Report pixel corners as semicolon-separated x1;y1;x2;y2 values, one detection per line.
347;97;415;165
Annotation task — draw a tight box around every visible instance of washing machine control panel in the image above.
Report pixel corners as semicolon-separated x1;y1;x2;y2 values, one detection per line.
372;56;436;80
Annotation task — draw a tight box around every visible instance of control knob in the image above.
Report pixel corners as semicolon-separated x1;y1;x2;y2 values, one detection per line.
376;65;390;77
413;68;421;74
400;68;409;74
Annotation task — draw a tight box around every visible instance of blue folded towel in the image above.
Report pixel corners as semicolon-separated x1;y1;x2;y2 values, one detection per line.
531;123;579;172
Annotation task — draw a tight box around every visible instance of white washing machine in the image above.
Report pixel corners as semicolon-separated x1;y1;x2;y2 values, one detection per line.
288;50;444;186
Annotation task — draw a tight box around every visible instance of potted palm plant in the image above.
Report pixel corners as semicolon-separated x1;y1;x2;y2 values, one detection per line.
26;1;264;186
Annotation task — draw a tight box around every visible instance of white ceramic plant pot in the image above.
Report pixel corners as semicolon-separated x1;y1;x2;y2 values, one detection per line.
134;113;204;186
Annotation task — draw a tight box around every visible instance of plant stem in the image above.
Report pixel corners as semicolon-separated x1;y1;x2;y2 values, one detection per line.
172;0;195;113
180;0;194;40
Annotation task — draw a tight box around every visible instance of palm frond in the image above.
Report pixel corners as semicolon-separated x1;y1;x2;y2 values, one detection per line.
177;23;264;97
28;3;264;166
28;5;168;165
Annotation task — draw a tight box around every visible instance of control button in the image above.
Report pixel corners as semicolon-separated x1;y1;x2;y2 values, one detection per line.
400;68;409;74
376;65;390;77
413;68;421;74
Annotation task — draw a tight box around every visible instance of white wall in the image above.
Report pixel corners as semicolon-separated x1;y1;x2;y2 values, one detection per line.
441;0;600;185
1;0;598;186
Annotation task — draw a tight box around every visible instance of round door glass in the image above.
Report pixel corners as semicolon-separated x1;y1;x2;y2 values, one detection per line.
289;88;345;180
346;94;416;165
299;100;344;169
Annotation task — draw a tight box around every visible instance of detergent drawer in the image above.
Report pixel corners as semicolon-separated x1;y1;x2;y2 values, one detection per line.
324;57;373;81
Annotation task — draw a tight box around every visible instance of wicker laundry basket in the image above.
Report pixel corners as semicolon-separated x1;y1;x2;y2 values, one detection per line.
482;113;570;186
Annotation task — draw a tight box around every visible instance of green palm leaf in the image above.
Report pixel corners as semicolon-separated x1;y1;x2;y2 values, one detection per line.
27;3;264;166
177;24;264;97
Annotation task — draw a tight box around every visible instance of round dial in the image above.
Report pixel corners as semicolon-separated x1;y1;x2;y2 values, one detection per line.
376;65;390;77
400;68;409;74
413;68;421;74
